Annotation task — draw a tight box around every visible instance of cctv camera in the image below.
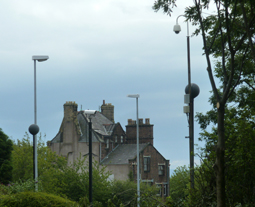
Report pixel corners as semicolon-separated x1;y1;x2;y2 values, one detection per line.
84;110;96;115
173;24;181;34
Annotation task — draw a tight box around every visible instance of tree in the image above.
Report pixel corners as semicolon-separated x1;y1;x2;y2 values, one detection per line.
110;180;164;207
11;133;66;182
195;90;255;206
41;156;112;204
169;166;189;206
0;128;13;184
153;1;255;206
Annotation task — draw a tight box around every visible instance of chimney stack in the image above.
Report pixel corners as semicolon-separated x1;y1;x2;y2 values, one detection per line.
64;101;78;122
101;100;114;123
126;118;154;145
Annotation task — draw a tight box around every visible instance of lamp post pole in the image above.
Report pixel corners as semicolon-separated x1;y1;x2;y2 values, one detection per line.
31;55;49;191
185;18;195;190
89;118;93;205
84;110;96;207
135;96;140;207
33;59;38;187
127;94;140;207
174;16;195;189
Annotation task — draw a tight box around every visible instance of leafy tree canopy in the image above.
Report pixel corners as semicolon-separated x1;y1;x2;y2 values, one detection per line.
0;128;13;184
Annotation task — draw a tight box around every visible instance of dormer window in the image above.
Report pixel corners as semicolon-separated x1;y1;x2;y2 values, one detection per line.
115;136;118;143
120;136;123;143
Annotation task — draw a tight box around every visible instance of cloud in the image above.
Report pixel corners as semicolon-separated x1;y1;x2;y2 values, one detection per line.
0;0;213;174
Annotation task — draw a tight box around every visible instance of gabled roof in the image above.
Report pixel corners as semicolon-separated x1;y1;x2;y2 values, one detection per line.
101;143;149;165
78;111;116;142
79;111;114;136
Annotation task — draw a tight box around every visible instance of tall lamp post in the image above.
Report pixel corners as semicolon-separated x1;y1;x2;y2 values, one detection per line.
30;55;49;191
173;16;199;189
127;94;140;207
84;110;96;206
29;124;39;190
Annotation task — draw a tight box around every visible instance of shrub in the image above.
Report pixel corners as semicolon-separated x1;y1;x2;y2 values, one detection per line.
0;191;78;207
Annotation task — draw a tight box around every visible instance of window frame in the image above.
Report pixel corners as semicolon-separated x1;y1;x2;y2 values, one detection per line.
158;164;165;176
156;184;162;196
143;156;151;172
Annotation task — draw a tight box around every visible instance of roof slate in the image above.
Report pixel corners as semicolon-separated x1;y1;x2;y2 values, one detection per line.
101;143;149;165
82;111;115;136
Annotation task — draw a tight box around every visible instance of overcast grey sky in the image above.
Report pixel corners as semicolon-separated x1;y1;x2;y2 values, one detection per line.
0;0;213;174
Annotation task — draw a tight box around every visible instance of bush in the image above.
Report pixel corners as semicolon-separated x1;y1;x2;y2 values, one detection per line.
0;179;43;196
0;191;78;207
110;180;163;206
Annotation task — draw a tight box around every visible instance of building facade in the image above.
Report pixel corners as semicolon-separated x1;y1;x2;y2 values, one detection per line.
48;101;170;197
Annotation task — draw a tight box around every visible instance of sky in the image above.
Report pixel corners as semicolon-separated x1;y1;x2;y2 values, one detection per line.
0;0;214;175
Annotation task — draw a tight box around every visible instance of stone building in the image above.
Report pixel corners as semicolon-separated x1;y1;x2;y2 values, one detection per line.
48;101;170;197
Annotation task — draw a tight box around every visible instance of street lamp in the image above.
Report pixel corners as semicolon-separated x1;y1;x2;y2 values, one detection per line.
173;16;200;189
173;15;191;91
30;55;49;191
127;94;140;207
84;110;96;206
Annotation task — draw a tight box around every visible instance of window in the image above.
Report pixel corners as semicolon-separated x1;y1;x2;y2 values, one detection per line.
144;156;150;172
115;136;117;143
142;180;153;186
163;184;167;196
158;165;164;176
156;184;162;196
120;136;123;143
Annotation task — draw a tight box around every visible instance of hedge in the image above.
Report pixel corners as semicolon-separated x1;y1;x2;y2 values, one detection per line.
0;191;78;207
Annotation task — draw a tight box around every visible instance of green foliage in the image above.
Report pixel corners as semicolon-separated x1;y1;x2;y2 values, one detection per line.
169;166;189;206
110;180;164;207
41;156;112;204
154;0;255;206
128;171;134;181
0;191;78;207
0;179;44;196
187;162;217;207
0;128;13;184
195;90;255;205
10;179;42;194
9;135;169;206
78;196;103;207
11;133;66;183
152;0;177;15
